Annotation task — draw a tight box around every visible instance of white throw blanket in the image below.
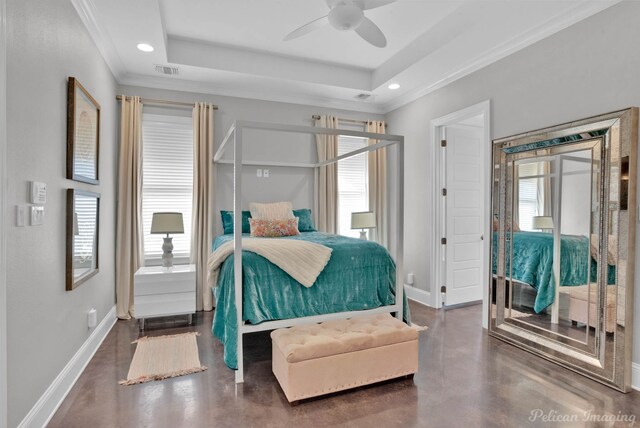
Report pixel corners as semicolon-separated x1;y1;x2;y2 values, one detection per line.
207;238;333;289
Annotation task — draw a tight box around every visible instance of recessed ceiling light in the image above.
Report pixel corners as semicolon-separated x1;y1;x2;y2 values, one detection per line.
388;83;400;90
137;43;154;52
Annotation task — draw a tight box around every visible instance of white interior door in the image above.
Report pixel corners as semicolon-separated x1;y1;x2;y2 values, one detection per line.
444;124;485;305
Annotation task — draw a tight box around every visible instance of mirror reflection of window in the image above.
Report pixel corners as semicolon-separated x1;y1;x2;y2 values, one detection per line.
515;161;551;231
74;194;97;279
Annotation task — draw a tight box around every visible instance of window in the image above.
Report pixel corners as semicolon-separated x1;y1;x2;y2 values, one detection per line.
337;136;368;237
518;178;538;231
518;162;550;231
141;114;194;263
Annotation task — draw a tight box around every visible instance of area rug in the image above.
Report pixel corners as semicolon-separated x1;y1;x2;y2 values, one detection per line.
119;332;207;386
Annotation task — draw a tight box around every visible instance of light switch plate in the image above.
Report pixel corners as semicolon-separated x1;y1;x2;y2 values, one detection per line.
30;205;44;226
257;169;263;177
16;205;25;227
263;169;270;178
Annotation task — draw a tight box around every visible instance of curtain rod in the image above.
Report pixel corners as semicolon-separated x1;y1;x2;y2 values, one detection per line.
311;115;378;125
116;95;218;110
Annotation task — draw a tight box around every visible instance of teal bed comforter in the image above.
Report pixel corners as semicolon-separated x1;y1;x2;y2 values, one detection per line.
492;231;615;313
211;232;408;369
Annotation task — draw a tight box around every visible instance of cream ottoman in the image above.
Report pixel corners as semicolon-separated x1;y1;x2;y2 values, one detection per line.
564;285;616;333
271;313;419;404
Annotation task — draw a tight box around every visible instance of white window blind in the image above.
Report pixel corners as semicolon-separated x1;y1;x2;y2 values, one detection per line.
74;194;97;270
142;114;194;262
518;163;539;231
337;136;368;238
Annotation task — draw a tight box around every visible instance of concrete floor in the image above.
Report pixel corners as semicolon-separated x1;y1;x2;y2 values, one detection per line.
49;301;640;427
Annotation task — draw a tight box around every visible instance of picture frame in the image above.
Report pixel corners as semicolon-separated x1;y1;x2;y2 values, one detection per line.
67;77;100;184
66;189;100;291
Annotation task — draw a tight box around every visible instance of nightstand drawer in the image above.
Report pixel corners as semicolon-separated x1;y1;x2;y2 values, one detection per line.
135;292;196;318
135;273;195;296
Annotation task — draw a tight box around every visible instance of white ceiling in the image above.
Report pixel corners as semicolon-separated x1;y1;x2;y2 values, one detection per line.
72;0;620;113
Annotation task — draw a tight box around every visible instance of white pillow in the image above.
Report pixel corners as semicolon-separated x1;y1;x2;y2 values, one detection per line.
250;201;295;220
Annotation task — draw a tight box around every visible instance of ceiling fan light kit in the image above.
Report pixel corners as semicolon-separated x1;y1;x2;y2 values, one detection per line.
328;4;364;31
283;0;395;48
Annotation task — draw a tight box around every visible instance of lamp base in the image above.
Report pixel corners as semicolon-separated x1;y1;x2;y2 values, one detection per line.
162;236;174;268
359;230;368;240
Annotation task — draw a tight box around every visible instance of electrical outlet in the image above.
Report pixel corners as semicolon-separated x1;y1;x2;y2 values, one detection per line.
257;169;263;178
263;169;270;178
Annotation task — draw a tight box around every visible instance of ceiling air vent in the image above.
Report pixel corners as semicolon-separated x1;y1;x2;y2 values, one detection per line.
154;64;179;76
354;93;372;101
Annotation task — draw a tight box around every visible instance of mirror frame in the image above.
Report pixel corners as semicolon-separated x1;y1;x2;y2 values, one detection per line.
66;188;100;291
489;108;638;392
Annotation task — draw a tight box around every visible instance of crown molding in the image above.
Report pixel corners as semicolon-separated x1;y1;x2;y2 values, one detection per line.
71;0;126;80
380;0;621;113
118;74;386;115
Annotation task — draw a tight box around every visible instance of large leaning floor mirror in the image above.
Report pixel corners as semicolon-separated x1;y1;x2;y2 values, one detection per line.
490;108;638;392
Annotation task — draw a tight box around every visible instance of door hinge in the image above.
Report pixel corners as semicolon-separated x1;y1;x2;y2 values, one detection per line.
440;285;447;293
441;188;447;196
441;237;447;245
441;139;447;147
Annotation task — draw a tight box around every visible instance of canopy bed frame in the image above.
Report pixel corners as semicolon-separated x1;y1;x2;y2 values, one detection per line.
213;120;404;383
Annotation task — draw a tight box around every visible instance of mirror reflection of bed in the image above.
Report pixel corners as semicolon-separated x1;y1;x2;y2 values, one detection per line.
493;145;617;343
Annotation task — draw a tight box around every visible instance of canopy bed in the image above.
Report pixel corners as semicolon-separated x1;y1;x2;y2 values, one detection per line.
210;120;404;383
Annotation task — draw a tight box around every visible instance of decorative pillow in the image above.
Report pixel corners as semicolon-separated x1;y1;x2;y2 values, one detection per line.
250;201;294;220
250;218;300;238
293;208;316;232
220;210;252;234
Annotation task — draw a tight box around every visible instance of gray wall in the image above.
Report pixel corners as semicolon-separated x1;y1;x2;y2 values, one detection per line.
385;0;640;365
118;85;384;235
6;0;118;425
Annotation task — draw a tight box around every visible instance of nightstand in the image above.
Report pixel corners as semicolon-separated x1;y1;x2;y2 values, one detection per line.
134;264;196;330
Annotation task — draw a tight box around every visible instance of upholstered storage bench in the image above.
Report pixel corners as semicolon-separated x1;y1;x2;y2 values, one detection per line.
562;285;616;333
271;313;418;404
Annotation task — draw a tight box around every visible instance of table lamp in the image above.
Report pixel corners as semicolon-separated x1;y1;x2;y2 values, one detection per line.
151;212;184;268
532;215;554;232
351;211;376;240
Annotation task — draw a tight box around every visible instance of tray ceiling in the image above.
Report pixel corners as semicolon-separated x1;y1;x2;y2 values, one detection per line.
73;0;620;113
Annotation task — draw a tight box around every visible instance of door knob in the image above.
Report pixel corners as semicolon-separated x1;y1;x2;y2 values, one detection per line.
480;234;484;241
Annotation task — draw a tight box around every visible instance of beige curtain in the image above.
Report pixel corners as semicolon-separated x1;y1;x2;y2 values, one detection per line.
191;103;216;311
314;115;339;234
116;96;144;320
538;161;552;216
366;121;388;247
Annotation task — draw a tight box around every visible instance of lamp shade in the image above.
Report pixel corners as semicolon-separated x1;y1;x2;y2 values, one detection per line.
532;215;554;230
351;211;376;229
150;212;184;234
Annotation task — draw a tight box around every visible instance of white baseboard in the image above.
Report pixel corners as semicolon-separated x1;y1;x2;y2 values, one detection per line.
404;285;432;307
18;305;117;428
632;362;640;392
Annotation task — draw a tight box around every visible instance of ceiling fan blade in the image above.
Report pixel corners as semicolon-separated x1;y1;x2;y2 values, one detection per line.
283;16;329;41
353;0;396;11
355;17;387;47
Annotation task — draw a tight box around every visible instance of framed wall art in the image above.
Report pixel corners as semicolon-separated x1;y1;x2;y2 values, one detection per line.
67;77;100;184
66;189;100;291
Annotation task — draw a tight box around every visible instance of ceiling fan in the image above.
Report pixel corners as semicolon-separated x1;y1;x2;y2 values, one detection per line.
283;0;396;48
